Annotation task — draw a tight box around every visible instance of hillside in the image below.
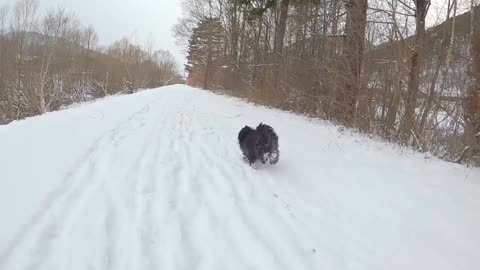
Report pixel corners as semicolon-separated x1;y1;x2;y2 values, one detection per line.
369;5;480;61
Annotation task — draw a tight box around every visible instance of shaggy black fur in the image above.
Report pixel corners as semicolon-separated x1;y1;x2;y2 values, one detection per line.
238;123;279;166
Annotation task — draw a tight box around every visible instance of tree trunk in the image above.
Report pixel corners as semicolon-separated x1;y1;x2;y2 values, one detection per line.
463;25;480;163
274;0;289;56
470;0;475;45
203;64;209;89
271;0;289;101
330;0;340;57
252;18;263;84
419;3;454;135
401;0;429;144
231;2;239;64
238;11;247;65
334;0;368;125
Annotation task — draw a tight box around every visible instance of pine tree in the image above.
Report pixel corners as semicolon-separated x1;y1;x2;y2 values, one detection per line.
186;17;224;89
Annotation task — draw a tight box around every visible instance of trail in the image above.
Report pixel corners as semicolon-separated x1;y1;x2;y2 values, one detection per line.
1;85;480;270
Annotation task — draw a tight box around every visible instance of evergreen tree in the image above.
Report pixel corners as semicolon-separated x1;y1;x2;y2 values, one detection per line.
186;17;224;89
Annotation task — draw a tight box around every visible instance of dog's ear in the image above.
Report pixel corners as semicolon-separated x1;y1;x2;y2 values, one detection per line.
238;125;254;142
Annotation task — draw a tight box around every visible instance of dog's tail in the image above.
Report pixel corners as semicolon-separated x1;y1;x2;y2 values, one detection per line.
238;126;254;143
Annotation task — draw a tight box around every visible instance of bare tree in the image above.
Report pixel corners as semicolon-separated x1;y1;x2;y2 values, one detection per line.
400;0;430;144
460;0;479;163
11;0;39;99
418;0;456;136
335;0;368;126
32;7;76;113
144;32;155;59
274;0;290;56
82;25;98;54
153;50;179;85
0;5;10;122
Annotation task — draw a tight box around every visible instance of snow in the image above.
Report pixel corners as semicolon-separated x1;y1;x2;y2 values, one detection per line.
1;85;480;270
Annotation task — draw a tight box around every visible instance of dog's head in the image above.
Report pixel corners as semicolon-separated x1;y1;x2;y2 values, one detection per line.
238;126;255;143
256;123;277;142
256;123;273;133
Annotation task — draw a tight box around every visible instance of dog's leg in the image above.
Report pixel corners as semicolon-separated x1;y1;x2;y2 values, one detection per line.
269;151;279;164
247;157;259;169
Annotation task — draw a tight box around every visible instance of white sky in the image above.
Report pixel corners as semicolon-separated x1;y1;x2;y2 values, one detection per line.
427;0;474;26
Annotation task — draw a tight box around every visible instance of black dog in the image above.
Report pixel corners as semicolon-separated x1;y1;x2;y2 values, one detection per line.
238;123;279;166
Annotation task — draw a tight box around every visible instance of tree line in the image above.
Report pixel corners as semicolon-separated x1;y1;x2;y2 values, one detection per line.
175;0;480;165
0;0;182;125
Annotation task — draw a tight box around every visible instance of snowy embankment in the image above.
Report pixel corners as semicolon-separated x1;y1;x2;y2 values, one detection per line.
0;85;479;270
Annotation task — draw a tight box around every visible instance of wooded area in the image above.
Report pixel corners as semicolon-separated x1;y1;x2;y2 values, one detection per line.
175;0;480;165
0;0;182;125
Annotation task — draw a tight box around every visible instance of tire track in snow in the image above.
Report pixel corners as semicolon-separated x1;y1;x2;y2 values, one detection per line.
40;149;110;270
131;99;180;270
1;136;110;270
49;104;154;270
0;134;105;269
144;107;181;270
0;104;155;270
137;101;204;270
97;103;159;270
192;138;252;268
172;106;205;270
103;195;117;270
136;112;165;270
92;103;159;270
183;107;231;269
119;131;152;270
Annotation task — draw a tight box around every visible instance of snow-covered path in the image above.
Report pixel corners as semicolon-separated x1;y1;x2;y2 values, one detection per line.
1;85;480;270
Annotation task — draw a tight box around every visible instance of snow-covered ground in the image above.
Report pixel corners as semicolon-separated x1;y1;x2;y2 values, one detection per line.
1;85;479;270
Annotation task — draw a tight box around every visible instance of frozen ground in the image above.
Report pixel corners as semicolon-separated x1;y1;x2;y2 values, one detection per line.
1;85;479;270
